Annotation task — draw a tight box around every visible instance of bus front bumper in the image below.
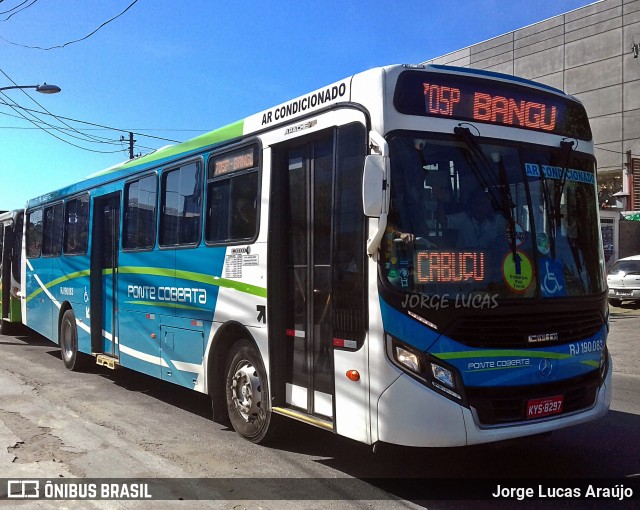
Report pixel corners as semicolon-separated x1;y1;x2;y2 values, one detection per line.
376;355;612;448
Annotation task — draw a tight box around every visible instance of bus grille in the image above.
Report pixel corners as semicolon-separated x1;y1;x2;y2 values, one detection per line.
465;371;600;426
443;309;604;348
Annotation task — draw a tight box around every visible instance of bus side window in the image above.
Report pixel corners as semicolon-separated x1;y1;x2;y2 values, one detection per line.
64;194;90;255
42;203;64;257
26;209;43;258
206;171;259;243
160;161;202;247
230;172;259;240
206;145;260;244
123;174;157;251
206;180;230;242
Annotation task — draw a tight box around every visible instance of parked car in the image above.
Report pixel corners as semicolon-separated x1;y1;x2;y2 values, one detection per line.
607;255;640;307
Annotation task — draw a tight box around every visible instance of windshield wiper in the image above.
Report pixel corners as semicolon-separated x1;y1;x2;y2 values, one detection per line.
453;126;503;211
537;159;556;258
555;139;575;226
539;140;576;260
497;155;519;259
560;140;573;204
454;126;519;259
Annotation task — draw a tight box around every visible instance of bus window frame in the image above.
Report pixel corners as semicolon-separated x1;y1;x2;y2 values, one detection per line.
158;156;204;250
204;141;262;247
26;207;43;259
41;201;64;258
122;171;159;253
63;192;91;256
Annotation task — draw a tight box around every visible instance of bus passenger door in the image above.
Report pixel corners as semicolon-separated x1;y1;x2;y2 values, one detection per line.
1;222;12;322
91;194;120;360
269;122;367;431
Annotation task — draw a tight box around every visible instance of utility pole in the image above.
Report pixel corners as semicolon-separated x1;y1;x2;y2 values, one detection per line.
129;132;136;160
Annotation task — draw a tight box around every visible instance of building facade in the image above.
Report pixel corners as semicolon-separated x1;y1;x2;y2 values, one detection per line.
424;0;640;213
423;0;640;265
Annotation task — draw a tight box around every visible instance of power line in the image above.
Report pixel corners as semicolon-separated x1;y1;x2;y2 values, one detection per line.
0;0;139;50
0;100;185;143
0;61;184;157
0;65;135;155
0;104;125;147
594;145;640;159
0;0;38;20
0;92;125;154
0;67;123;146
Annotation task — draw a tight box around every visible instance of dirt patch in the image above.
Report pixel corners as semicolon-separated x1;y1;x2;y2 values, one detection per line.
2;411;83;465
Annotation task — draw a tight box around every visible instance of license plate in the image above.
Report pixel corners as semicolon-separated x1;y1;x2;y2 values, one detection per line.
526;395;563;419
616;291;632;296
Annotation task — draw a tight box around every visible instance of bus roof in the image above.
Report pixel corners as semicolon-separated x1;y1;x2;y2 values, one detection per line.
25;63;579;209
26;120;245;208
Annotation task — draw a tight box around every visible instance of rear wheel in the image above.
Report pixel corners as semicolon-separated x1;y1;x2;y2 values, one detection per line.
0;320;14;336
224;339;277;444
60;309;90;371
609;299;622;307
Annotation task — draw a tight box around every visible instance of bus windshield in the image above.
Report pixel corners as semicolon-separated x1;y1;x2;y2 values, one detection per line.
383;133;605;300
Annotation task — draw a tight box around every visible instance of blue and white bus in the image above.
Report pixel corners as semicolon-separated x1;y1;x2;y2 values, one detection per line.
21;64;611;446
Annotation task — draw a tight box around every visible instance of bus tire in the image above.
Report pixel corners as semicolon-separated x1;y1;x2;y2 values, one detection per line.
224;339;277;444
60;309;89;371
0;320;13;336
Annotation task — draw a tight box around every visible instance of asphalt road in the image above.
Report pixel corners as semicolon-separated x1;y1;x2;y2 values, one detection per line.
0;303;638;509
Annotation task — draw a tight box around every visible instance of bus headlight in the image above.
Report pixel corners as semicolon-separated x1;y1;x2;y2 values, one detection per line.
432;364;454;389
387;335;465;403
395;345;421;372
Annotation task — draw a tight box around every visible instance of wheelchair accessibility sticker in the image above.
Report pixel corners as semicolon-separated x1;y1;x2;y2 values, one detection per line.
539;258;566;297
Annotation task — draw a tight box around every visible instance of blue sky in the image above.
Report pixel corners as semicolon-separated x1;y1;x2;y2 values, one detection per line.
1;0;595;211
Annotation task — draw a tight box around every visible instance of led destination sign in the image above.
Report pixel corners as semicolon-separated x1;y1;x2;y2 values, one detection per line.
394;70;592;140
416;251;485;283
423;83;557;131
210;146;256;178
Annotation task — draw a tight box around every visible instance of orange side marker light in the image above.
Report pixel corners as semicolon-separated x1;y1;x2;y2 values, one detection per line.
346;370;360;382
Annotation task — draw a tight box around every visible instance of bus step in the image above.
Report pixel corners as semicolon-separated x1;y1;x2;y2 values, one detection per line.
96;354;119;370
272;406;334;431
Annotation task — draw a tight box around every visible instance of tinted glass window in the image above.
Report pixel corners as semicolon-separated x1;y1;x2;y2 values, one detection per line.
206;146;259;244
332;123;367;345
160;162;202;246
42;203;64;256
64;195;90;254
384;133;603;299
206;172;259;243
26;209;43;258
124;174;157;250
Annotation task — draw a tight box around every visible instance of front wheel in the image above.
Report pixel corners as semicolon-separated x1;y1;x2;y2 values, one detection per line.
609;298;622;307
60;309;90;371
224;339;277;444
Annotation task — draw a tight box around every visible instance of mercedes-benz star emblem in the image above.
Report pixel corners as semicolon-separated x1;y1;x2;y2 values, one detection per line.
538;358;553;377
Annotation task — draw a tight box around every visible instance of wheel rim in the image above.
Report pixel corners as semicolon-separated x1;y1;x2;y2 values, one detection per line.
62;319;74;361
230;361;262;422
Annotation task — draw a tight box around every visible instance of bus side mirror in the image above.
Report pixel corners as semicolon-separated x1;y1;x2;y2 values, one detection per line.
362;154;386;217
